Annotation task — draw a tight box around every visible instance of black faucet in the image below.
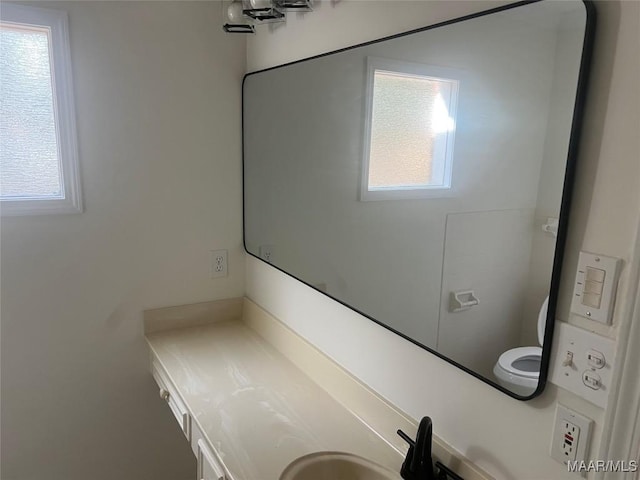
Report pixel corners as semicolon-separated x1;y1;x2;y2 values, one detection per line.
397;416;435;480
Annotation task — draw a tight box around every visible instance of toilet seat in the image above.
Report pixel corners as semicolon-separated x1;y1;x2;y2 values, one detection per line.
537;296;549;347
496;346;542;378
493;296;550;394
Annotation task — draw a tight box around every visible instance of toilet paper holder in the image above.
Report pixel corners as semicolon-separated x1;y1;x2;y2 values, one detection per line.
449;290;479;312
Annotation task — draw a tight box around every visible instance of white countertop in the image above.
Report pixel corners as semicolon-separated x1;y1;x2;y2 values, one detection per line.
147;319;405;480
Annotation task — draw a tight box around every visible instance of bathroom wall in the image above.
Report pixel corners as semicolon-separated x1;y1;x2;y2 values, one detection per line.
438;209;534;378
0;2;245;480
246;1;640;479
520;14;587;346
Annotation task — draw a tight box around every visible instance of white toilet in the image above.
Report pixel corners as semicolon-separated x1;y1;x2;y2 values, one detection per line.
493;296;549;396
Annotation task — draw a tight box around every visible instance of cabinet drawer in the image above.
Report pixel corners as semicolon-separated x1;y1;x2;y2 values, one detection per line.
151;362;191;441
197;439;226;480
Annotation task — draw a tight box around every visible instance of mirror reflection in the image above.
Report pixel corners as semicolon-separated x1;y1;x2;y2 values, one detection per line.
243;0;590;397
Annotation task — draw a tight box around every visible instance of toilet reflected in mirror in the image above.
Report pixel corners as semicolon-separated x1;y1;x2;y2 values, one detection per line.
493;297;548;396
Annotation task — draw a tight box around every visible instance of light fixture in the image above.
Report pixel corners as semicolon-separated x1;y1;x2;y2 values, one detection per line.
244;0;285;23
222;0;314;34
274;0;313;12
222;0;255;33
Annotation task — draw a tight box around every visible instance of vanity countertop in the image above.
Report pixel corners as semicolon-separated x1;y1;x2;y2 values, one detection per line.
146;319;404;480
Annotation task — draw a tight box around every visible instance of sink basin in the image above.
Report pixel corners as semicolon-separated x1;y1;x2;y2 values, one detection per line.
280;452;402;480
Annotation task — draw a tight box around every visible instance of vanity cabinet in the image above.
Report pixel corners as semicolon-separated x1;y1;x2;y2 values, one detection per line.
152;359;228;480
144;299;493;480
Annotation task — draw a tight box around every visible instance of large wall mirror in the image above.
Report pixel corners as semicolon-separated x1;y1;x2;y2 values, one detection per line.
243;0;595;399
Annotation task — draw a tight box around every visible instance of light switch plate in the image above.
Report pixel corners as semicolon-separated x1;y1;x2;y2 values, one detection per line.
549;322;615;408
570;251;621;324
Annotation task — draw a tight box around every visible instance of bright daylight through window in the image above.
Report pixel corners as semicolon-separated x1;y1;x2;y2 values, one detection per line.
0;4;81;215
361;58;459;201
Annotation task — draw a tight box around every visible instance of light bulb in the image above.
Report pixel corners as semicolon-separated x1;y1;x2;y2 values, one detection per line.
227;1;244;22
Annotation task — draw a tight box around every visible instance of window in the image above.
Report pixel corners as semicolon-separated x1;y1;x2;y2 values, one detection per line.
361;57;459;201
1;4;81;215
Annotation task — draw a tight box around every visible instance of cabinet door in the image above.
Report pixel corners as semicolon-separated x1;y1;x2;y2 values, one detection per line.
197;439;225;480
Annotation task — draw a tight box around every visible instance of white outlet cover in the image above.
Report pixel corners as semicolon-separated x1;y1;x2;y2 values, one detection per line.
210;249;228;278
549;322;615;408
551;404;593;473
259;245;274;263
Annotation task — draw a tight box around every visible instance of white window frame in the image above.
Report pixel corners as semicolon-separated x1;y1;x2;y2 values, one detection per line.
1;3;82;216
360;57;460;202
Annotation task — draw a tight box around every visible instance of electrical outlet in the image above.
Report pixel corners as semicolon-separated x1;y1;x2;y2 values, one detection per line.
561;420;579;461
551;404;593;473
259;245;274;263
210;249;228;278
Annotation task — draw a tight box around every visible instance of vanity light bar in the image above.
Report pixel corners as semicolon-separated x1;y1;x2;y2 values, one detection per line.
222;0;314;34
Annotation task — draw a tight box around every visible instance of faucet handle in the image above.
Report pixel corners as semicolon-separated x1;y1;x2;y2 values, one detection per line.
397;429;417;480
397;428;416;447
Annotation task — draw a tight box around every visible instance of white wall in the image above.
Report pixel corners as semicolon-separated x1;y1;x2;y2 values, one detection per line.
520;12;587;346
438;209;534;378
0;2;245;479
246;1;640;479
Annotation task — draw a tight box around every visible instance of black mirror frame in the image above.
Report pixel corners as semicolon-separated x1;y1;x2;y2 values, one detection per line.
241;0;597;401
